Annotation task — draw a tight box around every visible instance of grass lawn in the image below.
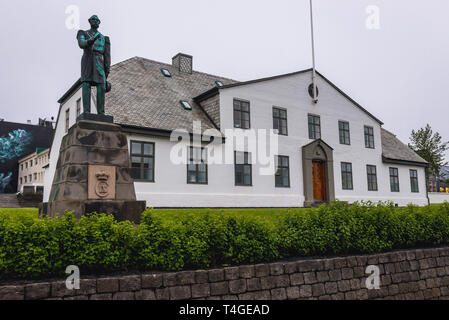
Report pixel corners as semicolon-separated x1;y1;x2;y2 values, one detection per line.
1;204;446;224
0;208;39;221
150;207;307;222
0;207;307;225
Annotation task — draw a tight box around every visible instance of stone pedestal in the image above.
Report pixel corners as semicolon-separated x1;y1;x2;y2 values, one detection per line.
40;119;146;223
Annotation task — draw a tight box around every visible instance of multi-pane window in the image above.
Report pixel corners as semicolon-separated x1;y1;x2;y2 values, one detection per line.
364;126;375;149
65;108;70;133
341;162;353;190
390;167;400;192
30;160;33;167
235;151;252;186
275;156;290;188
131;141;155;182
76;99;81;117
233;99;250;129
308;114;321;139
410;169;419;193
34;173;37;181
339;121;350;145
367;165;378;191
273;107;288;136
187;147;208;184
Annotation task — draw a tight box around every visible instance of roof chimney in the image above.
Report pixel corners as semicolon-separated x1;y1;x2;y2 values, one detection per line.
172;53;193;74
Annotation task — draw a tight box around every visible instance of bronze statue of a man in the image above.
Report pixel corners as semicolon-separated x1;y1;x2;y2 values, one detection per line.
77;15;111;115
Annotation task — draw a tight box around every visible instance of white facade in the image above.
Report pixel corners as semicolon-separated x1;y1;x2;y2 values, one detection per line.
18;148;49;194
44;72;428;207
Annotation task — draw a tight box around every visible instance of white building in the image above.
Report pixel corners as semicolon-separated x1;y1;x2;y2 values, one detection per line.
44;54;429;208
18;148;49;194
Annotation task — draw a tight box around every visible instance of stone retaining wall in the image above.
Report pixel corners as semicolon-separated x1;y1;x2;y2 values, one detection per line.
2;246;449;300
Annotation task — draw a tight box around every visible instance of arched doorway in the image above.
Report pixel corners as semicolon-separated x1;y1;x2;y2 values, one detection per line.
302;140;335;207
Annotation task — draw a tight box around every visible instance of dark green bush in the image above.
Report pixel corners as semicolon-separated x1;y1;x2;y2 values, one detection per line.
1;201;449;280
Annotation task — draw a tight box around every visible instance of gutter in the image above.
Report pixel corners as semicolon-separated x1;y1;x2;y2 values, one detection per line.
381;156;429;168
120;123;225;143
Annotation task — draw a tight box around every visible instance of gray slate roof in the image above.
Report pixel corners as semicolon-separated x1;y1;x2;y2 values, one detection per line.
105;57;237;133
381;129;428;165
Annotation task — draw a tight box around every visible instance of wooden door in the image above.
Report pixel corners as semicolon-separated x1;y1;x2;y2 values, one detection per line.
312;160;327;201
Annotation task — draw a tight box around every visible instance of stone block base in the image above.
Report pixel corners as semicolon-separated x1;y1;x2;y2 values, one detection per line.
40;200;146;224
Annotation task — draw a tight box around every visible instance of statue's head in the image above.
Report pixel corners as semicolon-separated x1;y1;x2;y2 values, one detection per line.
88;15;101;29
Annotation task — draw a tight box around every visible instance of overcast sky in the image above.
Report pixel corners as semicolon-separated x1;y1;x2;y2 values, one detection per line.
0;0;448;160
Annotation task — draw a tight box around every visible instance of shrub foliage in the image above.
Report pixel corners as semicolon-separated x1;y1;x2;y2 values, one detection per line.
1;201;449;279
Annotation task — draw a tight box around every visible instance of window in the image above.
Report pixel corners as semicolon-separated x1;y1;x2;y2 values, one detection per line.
65;108;70;133
25;162;28;169
410;169;419;193
235;151;252;186
339;121;350;145
341;162;353;190
30;160;33;167
20;164;23;171
308;114;321;139
273;107;288;136
76;98;81;117
364;126;375;149
390;167;400;192
215;81;223;87
29;174;32;182
24;176;27;183
161;68;171;77
367;165;378;191
180;101;192;110
187;147;208;184
34;173;37;180
233;99;250;129
275;156;290;188
35;158;38;165
131;141;155;182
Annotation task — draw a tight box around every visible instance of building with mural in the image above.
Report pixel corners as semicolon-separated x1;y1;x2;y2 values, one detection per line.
0;120;54;194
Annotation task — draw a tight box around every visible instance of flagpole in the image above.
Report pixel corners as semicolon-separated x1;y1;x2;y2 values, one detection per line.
310;0;318;103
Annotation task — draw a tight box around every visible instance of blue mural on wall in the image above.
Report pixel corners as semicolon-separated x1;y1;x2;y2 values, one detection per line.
0;172;12;194
0;121;54;194
0;129;33;161
0;129;33;194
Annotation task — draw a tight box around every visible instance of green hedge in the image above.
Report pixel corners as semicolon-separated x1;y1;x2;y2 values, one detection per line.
1;201;449;279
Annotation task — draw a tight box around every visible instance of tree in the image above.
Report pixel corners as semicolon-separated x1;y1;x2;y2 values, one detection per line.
408;124;449;177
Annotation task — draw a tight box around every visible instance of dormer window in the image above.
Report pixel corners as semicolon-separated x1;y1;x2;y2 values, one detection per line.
161;68;171;77
180;101;192;110
215;81;223;87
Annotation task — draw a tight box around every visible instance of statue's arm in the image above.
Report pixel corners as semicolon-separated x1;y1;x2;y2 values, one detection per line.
104;37;111;78
77;30;99;49
77;30;89;49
